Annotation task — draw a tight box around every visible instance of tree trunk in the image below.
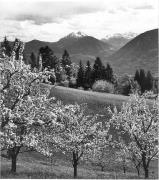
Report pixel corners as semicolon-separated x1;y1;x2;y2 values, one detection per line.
73;151;78;178
144;166;149;179
11;154;17;173
123;165;126;174
142;152;149;179
136;167;140;177
73;162;78;178
101;166;104;172
9;146;21;173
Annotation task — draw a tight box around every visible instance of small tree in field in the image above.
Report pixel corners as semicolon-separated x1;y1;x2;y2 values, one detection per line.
89;143;116;172
0;39;59;173
46;104;110;178
108;93;158;178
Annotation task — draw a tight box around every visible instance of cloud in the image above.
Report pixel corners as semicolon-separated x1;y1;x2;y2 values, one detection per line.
0;0;105;25
14;14;59;25
108;10;116;14
133;5;154;10
0;0;157;41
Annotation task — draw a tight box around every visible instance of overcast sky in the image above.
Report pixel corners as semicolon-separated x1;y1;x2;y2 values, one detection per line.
0;0;158;42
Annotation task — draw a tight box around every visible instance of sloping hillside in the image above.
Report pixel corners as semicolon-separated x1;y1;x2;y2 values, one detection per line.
107;29;158;75
101;32;137;50
24;32;114;64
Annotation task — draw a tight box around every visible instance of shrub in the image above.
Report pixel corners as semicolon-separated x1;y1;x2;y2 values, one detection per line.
92;80;114;93
59;80;69;87
69;77;77;88
78;87;84;90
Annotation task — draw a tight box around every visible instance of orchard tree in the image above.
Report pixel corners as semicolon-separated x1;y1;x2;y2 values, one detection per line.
46;104;109;178
129;150;142;177
115;147;131;174
89;144;116;172
108;93;158;178
0;39;59;173
115;140;142;176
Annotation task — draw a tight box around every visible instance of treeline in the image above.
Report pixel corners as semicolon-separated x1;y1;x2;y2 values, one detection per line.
76;57;114;89
134;69;154;93
30;47;73;84
1;37;158;96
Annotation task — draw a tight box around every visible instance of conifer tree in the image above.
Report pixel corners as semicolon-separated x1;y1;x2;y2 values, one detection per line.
145;71;153;91
134;69;154;94
134;70;140;84
92;57;105;83
84;60;92;89
61;49;72;79
139;69;146;93
1;36;12;57
39;46;58;70
13;38;21;60
30;52;37;69
76;61;84;87
104;63;113;83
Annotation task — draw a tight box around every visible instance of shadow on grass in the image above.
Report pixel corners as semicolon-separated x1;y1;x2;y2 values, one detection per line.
0;169;72;179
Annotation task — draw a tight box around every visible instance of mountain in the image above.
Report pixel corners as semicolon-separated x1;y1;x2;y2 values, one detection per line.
107;29;158;75
56;33;112;55
102;32;137;50
55;32;88;49
24;31;114;64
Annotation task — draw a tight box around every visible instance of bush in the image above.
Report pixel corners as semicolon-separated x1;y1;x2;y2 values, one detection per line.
143;91;158;100
78;87;84;90
69;77;77;88
92;80;114;93
59;80;69;87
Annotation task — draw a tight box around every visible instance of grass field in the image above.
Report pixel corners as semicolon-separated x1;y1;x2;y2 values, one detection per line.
1;151;158;179
48;85;130;116
1;85;157;179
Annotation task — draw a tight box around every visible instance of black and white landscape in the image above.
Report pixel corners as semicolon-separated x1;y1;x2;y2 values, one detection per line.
0;0;158;179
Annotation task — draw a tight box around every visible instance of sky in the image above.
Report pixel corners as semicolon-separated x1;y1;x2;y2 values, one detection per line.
0;0;158;42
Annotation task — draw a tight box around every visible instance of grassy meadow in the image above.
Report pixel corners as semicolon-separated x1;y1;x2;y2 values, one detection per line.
1;149;158;179
48;85;129;115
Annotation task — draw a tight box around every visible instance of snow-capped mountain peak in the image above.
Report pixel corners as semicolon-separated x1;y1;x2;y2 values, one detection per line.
104;32;138;40
67;31;88;38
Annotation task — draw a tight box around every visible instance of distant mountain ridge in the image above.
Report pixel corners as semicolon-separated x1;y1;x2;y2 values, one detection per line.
102;32;138;50
24;31;114;64
108;29;158;75
2;30;157;75
104;32;137;40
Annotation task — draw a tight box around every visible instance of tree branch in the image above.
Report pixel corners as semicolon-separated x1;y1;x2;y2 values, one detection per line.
77;151;83;161
1;71;18;92
133;134;143;151
147;151;158;166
